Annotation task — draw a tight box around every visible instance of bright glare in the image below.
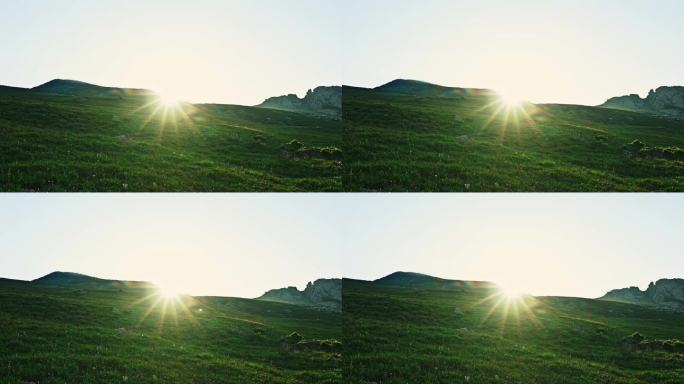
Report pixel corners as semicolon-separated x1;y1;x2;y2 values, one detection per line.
498;92;524;108
156;283;183;299
157;93;181;108
499;285;526;300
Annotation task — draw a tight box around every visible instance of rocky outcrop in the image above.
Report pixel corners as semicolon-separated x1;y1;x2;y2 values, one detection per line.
600;279;684;311
258;278;341;312
601;86;684;118
258;86;341;120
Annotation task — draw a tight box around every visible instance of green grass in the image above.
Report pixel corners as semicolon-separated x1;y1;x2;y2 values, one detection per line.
0;279;341;383
0;89;341;191
343;279;684;384
343;87;684;191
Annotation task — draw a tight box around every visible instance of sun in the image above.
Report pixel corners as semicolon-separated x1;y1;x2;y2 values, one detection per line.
498;92;525;108
156;282;183;300
156;93;181;108
499;285;526;300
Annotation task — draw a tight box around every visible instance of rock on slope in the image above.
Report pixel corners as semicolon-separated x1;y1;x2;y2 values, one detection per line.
600;279;684;311
258;86;341;119
258;278;341;312
601;86;684;118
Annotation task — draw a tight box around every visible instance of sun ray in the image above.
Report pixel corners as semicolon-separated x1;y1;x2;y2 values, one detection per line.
475;287;544;333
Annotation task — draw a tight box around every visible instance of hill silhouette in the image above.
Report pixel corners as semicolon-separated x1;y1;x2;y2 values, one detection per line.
32;79;154;98
374;271;496;290
374;79;495;98
32;271;154;290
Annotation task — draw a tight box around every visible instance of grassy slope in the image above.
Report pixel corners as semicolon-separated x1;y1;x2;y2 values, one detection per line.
0;89;340;191
343;279;684;384
343;87;684;191
0;280;341;383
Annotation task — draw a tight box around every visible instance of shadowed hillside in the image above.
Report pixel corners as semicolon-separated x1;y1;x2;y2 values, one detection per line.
0;80;341;192
343;80;684;192
0;273;341;383
343;272;684;384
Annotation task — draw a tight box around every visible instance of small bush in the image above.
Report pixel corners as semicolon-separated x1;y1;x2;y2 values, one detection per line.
281;332;303;345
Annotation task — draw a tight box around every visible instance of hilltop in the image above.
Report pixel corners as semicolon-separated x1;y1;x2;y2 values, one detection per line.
343;272;684;383
601;278;684;311
374;271;496;290
373;79;495;98
258;86;342;120
32;271;154;290
601;86;684;118
258;278;341;312
32;79;154;98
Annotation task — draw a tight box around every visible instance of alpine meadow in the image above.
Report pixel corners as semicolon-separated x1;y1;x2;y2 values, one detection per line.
343;273;684;384
343;80;684;192
0;80;341;192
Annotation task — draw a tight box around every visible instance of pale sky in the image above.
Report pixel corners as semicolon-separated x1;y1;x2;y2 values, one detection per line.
1;194;682;299
0;0;342;105
3;1;683;106
338;194;684;299
340;0;684;105
0;194;346;298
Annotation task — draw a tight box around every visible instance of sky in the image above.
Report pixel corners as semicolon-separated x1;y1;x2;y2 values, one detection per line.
2;1;683;106
340;0;684;105
0;0;343;105
1;194;682;299
0;194;346;298
339;194;684;298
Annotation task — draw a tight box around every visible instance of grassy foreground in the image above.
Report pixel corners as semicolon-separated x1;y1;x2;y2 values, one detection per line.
0;279;341;383
343;277;684;384
0;87;340;192
343;85;684;191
